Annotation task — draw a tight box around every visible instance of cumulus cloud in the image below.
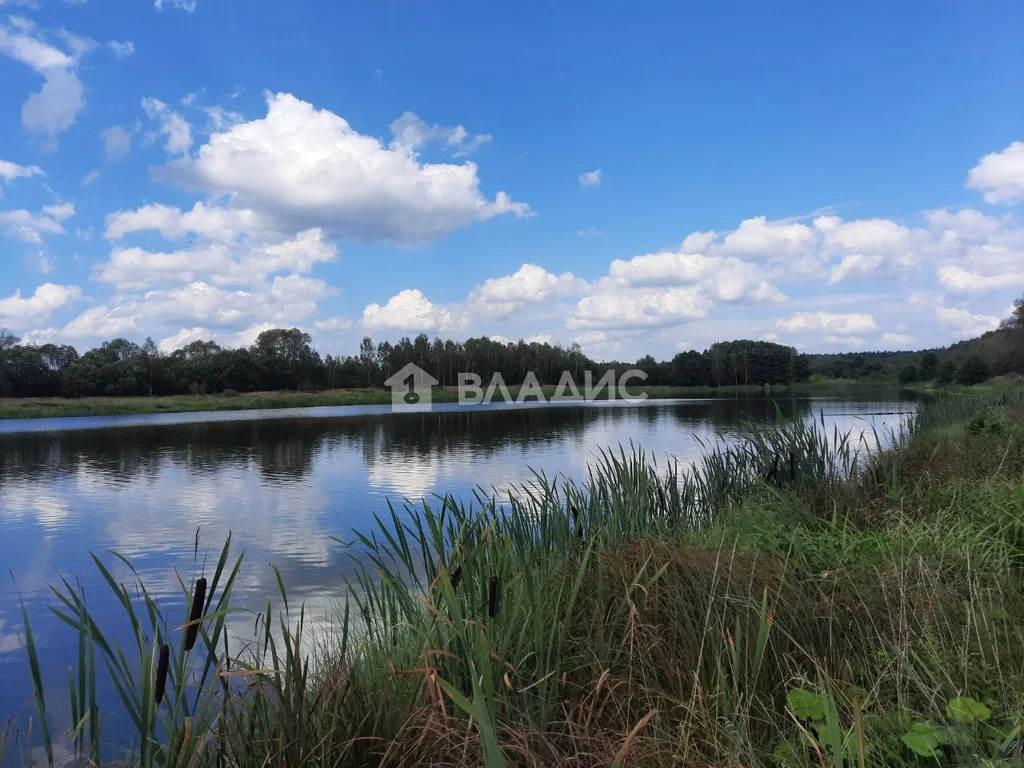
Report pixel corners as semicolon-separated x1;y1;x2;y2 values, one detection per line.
879;332;915;347
28;278;330;346
0;17;90;144
579;169;602;188
94;227;337;289
777;311;879;335
362;289;466;333
101;124;134;161
934;305;1001;339
158;92;531;243
0;282;80;323
569;287;713;330
141;97;193;155
0;202;74;243
967;141;1024;204
468;263;586;318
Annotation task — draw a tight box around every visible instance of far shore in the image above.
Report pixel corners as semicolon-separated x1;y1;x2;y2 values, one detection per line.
0;379;901;420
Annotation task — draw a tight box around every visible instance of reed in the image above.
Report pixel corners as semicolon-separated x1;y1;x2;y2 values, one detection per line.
11;385;1024;767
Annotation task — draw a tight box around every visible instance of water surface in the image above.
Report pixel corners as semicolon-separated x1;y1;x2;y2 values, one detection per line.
0;394;914;739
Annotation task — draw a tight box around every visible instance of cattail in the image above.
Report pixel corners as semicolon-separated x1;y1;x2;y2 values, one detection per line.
656;485;667;513
184;577;207;652
765;452;779;483
450;565;463;590
577;523;585;542
488;576;500;618
154;643;170;704
789;450;796;482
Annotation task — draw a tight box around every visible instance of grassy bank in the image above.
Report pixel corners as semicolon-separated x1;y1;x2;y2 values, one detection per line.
7;386;1024;767
0;381;893;420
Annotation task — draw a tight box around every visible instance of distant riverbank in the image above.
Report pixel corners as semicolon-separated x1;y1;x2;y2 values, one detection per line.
0;379;898;420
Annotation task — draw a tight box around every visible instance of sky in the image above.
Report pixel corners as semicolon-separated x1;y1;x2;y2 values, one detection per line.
1;0;1023;361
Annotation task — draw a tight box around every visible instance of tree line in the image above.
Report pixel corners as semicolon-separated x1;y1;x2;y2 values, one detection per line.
806;298;1024;387
0;328;811;399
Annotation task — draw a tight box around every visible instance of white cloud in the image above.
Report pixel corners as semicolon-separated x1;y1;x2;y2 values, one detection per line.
157;326;209;353
101;124;134;161
0;202;74;243
141;97;193;156
0;282;80;323
573;330;623;358
0;17;89;144
81;169;99;185
94;227;337;289
28;276;329;346
879;332;915;347
721;216;815;257
937;265;1024;295
468;263;585;317
362;289;466;333
107;39;133;59
154;0;197;10
158;92;531;243
314;316;353;332
934;305;1001;338
389;111;491;157
578;169;602;188
569;287;712;330
823;335;867;347
777;311;879;335
577;226;605;237
967;141;1024;204
0;158;43;188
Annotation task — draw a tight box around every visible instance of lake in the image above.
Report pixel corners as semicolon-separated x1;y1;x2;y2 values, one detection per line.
0;393;915;741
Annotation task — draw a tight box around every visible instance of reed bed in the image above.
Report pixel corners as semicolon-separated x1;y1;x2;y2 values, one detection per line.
8;387;1024;767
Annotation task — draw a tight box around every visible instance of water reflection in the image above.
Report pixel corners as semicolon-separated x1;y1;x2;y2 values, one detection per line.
0;394;915;741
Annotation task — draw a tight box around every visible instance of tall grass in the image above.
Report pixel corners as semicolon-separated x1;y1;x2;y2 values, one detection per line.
11;387;1024;766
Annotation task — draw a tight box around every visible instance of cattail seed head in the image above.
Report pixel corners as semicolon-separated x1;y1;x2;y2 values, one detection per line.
450;565;463;590
154;643;170;704
488;575;499;618
184;577;207;652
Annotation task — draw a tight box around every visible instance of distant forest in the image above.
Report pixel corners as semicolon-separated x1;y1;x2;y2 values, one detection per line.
1;298;1020;399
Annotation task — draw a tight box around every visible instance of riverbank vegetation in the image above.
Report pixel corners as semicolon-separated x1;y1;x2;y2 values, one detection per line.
7;384;1024;766
1;297;1019;417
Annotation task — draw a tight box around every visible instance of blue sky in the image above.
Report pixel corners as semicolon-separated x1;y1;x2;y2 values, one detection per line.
1;0;1023;360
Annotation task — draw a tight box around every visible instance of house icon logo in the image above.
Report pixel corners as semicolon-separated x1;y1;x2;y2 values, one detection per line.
383;363;440;412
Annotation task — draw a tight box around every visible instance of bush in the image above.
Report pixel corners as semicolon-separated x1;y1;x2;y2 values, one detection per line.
220;388;240;397
957;355;991;385
937;360;958;385
898;364;919;385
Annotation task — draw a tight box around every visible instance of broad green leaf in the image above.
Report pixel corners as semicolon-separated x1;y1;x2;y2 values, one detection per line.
902;722;942;757
946;697;992;724
787;687;826;722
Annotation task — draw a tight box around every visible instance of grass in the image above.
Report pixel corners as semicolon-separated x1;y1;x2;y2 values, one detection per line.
0;380;897;420
6;385;1024;766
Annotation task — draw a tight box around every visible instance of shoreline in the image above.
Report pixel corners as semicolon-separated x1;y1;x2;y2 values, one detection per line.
0;379;901;420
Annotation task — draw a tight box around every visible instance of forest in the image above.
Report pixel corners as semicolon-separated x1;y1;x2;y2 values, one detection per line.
1;298;1020;399
0;329;809;399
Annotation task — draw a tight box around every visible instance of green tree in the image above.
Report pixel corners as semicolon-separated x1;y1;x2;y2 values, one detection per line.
897;364;919;385
956;355;991;385
936;360;957;385
918;352;938;380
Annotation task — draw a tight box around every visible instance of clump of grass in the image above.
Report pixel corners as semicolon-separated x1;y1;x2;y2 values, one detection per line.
12;386;1024;766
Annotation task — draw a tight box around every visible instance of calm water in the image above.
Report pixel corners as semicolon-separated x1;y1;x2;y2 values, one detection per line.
0;394;914;740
